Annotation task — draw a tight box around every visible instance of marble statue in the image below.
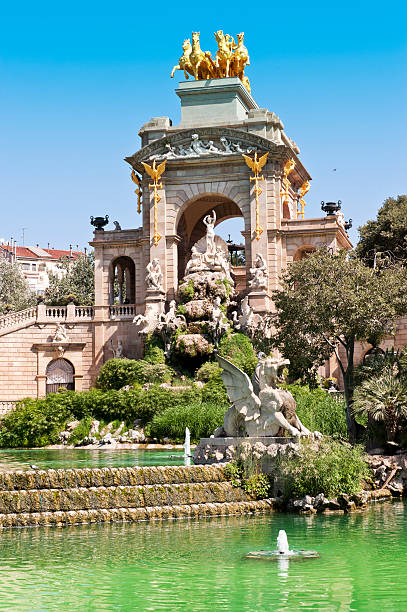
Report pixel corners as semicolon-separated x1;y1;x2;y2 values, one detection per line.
249;253;268;290
52;323;69;343
145;258;163;291
232;296;259;333
157;300;187;356
133;304;160;334
110;338;124;358
185;222;232;280
214;354;311;438
203;210;217;257
185;246;205;274
209;296;229;346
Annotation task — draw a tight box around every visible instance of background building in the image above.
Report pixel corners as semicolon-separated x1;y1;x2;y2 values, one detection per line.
0;244;84;295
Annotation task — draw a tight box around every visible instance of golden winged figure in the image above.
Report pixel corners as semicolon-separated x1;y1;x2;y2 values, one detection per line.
283;158;295;176
141;159;167;182
299;180;310;198
242;152;269;174
130;170;142;214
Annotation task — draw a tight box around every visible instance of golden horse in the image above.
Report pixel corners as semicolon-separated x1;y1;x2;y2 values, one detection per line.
171;39;193;79
189;31;217;80
214;30;235;78
232;32;250;80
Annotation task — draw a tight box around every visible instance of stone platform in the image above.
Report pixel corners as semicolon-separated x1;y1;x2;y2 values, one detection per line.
193;436;299;472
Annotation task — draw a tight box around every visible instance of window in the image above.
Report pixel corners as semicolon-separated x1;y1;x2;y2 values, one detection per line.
22;263;30;270
32;264;37;271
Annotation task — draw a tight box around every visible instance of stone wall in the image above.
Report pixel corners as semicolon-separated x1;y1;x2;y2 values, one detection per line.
0;322;94;401
0;306;139;402
0;464;273;528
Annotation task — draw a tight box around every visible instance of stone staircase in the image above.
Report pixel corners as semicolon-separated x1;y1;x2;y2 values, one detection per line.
0;464;273;528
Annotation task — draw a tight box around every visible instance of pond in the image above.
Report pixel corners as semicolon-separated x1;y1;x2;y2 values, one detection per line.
0;448;185;471
0;501;406;610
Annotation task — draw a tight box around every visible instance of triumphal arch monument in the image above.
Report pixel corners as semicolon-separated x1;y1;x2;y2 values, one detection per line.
91;31;351;353
0;32;355;402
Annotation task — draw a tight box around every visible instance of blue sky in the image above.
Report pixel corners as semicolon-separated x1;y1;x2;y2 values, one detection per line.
1;1;406;250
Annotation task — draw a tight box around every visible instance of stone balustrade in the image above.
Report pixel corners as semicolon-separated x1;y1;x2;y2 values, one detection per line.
0;302;138;336
109;304;136;319
0;307;37;333
0;303;97;337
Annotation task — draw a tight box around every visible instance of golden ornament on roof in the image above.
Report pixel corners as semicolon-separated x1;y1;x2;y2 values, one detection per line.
171;31;251;93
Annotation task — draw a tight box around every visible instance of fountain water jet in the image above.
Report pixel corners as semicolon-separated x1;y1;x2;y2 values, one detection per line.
245;529;319;561
277;529;289;554
184;427;191;466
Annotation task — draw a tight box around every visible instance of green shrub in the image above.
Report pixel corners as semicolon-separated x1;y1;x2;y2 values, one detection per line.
69;416;93;445
147;401;227;442
224;458;272;500
218;333;257;378
195;361;222;382
276;438;369;499
96;358;172;390
143;334;166;364
286;384;347;437
178;279;195;303
0;385;205;447
201;377;229;407
0;398;70;448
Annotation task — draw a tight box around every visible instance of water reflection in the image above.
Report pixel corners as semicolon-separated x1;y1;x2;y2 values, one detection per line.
0;504;405;610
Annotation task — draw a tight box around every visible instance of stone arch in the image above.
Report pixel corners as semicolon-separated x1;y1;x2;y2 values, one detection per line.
293;245;317;261
171;180;251;236
46;358;75;394
109;256;136;304
175;193;246;279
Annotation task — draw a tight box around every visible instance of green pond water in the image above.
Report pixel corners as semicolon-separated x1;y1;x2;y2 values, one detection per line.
0;501;406;611
0;448;185;470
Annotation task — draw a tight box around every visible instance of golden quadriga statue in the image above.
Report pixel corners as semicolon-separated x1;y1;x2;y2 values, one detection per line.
171;31;251;93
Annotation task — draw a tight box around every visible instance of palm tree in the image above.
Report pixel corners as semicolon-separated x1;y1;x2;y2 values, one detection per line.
353;369;407;441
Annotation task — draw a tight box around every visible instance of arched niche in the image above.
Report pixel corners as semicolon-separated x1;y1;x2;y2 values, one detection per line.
176;194;245;279
46;358;75;394
109;256;136;305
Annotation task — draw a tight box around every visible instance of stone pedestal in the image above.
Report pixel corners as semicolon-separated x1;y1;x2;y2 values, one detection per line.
145;288;166;316
248;290;270;313
193;436;299;474
176;77;258;127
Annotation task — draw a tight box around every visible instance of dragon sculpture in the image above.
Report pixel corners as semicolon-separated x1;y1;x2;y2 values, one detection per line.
214;354;313;438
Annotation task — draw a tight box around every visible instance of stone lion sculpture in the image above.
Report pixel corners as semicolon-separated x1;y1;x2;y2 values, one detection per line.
214;354;312;438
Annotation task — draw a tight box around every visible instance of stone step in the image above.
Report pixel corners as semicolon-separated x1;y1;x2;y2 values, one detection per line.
0;499;274;528
0;481;248;514
0;464;228;491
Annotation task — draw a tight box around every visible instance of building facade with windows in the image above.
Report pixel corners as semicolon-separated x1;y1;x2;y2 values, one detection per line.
0;245;83;295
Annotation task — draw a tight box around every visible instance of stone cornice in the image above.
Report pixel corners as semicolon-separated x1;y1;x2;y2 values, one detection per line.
32;342;86;351
125;127;310;182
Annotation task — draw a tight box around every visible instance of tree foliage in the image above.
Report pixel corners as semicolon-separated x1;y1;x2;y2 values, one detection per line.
272;248;407;440
45;253;94;305
357;195;407;266
0;259;35;315
354;370;407;442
